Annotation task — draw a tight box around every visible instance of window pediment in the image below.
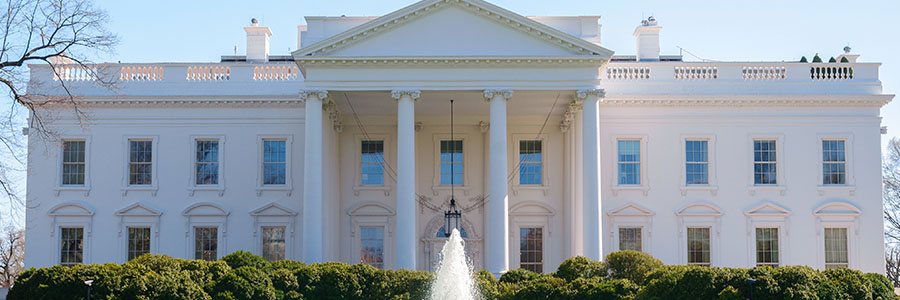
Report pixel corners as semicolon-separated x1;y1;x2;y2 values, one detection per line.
115;202;162;216
182;202;230;217
813;201;861;217
607;202;654;217
347;201;395;216
250;202;298;216
743;202;791;217
509;201;555;216
48;201;94;217
675;202;723;217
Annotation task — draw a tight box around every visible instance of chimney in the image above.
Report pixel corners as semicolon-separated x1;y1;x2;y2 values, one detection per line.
837;46;860;63
633;16;661;62
245;18;272;62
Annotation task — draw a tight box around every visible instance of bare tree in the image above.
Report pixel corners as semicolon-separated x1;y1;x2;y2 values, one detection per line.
885;137;900;286
0;0;116;214
0;226;23;287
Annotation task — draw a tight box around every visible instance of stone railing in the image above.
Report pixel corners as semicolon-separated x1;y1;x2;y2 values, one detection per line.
47;63;302;83
674;65;718;80
606;66;651;80
254;65;300;81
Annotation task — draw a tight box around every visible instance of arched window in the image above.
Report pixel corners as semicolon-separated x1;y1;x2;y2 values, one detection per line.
436;225;468;238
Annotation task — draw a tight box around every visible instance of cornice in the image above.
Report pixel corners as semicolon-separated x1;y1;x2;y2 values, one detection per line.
294;56;609;68
292;0;613;58
601;94;893;107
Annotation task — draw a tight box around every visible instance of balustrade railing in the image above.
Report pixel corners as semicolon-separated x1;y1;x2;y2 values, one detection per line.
810;65;853;80
742;66;786;80
53;65;97;81
186;65;231;81
120;66;163;81
607;66;651;80
253;65;300;80
674;66;718;80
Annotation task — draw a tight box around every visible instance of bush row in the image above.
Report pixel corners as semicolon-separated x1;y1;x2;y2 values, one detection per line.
9;250;897;300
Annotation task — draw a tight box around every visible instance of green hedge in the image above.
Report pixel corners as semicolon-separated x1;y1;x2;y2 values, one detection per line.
9;250;897;300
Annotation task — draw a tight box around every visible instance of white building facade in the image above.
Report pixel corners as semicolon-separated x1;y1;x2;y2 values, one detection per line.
24;0;892;275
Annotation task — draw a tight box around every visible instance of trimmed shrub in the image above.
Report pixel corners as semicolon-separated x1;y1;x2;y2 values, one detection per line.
555;255;607;281
270;259;305;271
499;268;540;284
813;54;823;62
209;266;277;300
222;251;272;273
829;56;837;63
606;250;663;284
841;56;850;63
800;56;808;62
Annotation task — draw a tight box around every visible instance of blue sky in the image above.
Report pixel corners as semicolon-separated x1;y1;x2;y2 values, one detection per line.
4;0;898;225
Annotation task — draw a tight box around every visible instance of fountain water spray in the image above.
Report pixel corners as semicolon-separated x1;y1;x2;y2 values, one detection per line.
430;228;479;300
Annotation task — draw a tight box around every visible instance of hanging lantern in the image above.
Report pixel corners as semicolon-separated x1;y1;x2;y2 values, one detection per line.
444;198;461;237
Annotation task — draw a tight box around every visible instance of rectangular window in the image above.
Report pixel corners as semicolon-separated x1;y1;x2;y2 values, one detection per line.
822;140;846;185
687;227;711;266
129;140;153;185
617;140;641;185
519;227;543;273
618;227;642;252
60;227;84;265
685;140;709;185
262;226;286;261
360;227;384;269
755;227;779;266
195;227;218;261
824;227;849;269
519;140;543;185
195;140;219;185
127;227;151;261
360;140;385;185
62;140;86;185
753;140;777;185
440;140;463;185
263;140;286;185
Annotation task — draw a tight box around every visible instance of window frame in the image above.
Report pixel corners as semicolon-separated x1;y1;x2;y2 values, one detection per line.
261;226;287;261
747;134;785;195
58;226;85;266
189;135;225;196
348;202;394;269
511;133;550;196
359;226;386;269
816;134;855;195
431;134;470;196
679;135;718;196
617;227;644;252
744;202;791;267
126;226;152;261
754;227;781;267
122;135;159;196
607;203;654;255
814;202;860;270
518;227;544;273
675;202;722;266
352;134;392;196
823;227;850;269
610;135;649;196
509;202;554;273
686;227;712;266
256;135;293;196
55;136;92;196
193;226;220;261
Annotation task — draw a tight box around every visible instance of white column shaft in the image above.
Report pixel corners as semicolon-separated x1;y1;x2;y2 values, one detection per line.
302;92;324;263
395;92;417;270
487;90;510;275
581;91;602;261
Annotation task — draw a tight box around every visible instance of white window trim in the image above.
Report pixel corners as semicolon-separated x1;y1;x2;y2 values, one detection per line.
511;133;550;196
190;225;224;260
57;225;89;265
675;202;722;266
182;202;229;260
813;202;861;270
353;134;392;196
679;135;718;196
48;201;94;266
347;202;395;269
256;135;293;196
606;202;654;255
251;202;298;261
122;135;159;196
744;202;791;267
431;133;471;196
55;135;92;196
114;201;162;263
816;134;856;196
189;135;226;197
747;134;785;196
509;201;555;273
611;135;650;196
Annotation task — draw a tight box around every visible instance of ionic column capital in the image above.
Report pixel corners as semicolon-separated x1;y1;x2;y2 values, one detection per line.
483;89;513;101
391;89;421;101
300;89;329;102
576;88;606;100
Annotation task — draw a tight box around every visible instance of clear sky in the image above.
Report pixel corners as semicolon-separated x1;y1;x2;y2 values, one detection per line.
4;0;899;226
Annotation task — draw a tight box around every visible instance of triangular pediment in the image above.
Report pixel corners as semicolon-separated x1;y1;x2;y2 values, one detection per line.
608;203;654;216
293;0;613;58
251;202;298;216
744;202;791;217
116;202;162;216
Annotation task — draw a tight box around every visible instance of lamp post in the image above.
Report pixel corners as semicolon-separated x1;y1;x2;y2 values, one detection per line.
84;279;94;300
443;99;462;237
747;278;756;300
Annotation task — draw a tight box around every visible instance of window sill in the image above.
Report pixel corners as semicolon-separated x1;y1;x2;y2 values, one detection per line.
256;186;292;197
353;185;391;196
188;186;225;197
431;185;470;196
55;186;91;196
816;185;856;196
679;185;718;196
511;184;549;196
121;186;158;197
748;185;786;196
612;185;649;196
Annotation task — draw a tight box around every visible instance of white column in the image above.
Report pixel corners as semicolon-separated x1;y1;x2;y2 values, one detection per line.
485;89;512;275
578;88;605;261
301;89;327;263
392;89;420;270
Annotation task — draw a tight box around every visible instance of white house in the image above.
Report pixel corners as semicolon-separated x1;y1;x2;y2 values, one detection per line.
24;0;892;276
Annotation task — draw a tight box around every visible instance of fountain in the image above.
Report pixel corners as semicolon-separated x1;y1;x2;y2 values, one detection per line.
430;228;479;300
